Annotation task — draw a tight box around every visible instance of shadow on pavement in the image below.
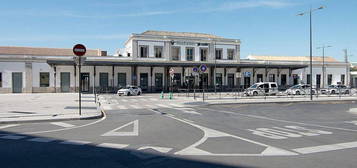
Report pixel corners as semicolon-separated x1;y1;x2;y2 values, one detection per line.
0;130;255;168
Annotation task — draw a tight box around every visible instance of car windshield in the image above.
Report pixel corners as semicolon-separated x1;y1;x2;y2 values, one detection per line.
249;84;258;89
290;85;300;89
328;85;335;88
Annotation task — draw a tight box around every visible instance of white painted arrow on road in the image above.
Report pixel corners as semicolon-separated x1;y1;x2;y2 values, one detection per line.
138;146;173;153
101;120;139;136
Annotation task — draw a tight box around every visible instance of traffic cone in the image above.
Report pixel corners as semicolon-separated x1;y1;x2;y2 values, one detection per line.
160;91;164;99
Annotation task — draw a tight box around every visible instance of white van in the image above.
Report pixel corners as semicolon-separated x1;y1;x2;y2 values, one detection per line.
244;82;279;96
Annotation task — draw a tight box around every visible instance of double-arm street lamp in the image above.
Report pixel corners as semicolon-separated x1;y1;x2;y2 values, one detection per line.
297;6;325;101
317;45;332;89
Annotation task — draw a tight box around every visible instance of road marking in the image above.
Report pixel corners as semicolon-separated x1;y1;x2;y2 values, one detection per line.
199;107;357;133
293;141;357;154
50;122;75;128
116;105;128;109
344;121;357;125
28;137;56;143
0;135;26;140
121;99;128;102
23;109;107;134
178;108;201;115
97;143;129;149
149;98;158;101
128;105;140;109
0;124;20;129
138;146;172;153
166;115;297;156
144;105;157;108
156;104;171;108
101;120;139;136
169;104;184;108
60;140;91;145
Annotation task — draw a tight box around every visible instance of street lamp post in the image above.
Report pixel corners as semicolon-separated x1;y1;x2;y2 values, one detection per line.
317;45;332;89
298;6;325;101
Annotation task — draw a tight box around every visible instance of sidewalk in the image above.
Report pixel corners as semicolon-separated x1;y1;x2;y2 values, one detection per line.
0;93;103;124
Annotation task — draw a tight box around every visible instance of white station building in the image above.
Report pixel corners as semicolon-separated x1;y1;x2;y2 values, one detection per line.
0;30;351;93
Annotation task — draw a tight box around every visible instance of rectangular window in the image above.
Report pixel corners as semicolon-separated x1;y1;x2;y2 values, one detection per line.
139;45;148;58
269;74;275;82
117;73;126;88
40;72;50;87
281;74;287;86
306;74;311;84
328;74;333;85
215;48;222;60
0;72;2;87
341;74;345;85
227;49;234;60
316;74;321;88
186;47;194;61
154;46;163;58
200;48;208;61
171;47;180;61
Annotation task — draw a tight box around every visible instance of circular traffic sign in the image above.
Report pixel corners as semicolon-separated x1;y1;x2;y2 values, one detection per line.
73;44;86;56
193;67;199;72
199;64;207;72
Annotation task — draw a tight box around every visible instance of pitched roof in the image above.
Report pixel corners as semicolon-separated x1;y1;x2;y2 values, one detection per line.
141;30;223;39
248;55;340;62
0;46;103;56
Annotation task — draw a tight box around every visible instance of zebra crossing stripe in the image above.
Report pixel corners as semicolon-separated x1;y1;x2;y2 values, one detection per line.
0;124;20;129
50;122;75;128
97;143;129;149
156;104;171;108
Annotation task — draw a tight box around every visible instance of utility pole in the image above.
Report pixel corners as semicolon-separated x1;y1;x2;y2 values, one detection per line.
298;6;325;101
343;49;352;87
317;45;332;88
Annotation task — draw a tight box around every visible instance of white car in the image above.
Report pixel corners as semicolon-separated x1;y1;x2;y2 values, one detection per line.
321;85;350;94
117;86;142;96
286;84;316;95
244;82;279;96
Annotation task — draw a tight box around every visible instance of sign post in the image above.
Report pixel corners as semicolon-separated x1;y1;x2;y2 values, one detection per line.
169;68;175;99
73;44;86;116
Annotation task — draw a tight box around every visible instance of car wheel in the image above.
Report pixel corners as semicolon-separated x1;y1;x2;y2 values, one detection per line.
345;90;350;94
295;91;300;95
253;91;258;96
127;92;131;96
331;90;335;94
138;91;141;95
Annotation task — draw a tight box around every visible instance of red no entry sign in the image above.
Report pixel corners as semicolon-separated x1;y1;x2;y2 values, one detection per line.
73;44;86;56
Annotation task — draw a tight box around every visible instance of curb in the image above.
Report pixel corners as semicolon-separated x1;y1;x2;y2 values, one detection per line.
0;103;104;124
202;99;357;106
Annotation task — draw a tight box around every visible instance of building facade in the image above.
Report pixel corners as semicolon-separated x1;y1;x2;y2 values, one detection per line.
0;31;349;93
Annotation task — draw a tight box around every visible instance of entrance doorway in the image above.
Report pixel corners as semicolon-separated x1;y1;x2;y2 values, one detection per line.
316;74;321;89
81;73;90;93
244;77;251;88
199;73;208;89
60;72;70;92
155;73;163;92
12;72;22;93
228;73;234;88
140;73;148;91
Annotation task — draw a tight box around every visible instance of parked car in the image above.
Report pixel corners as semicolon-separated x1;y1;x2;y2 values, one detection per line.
321;85;350;94
285;84;315;95
244;82;278;96
117;86;142;96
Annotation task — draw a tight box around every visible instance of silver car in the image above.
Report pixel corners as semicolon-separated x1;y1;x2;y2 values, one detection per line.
321;85;350;94
117;86;142;96
286;84;315;95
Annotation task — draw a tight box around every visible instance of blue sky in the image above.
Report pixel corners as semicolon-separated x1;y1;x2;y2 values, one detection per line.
0;0;356;61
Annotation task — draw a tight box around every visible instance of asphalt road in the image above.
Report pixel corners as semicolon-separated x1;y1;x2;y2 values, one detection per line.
1;95;357;168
